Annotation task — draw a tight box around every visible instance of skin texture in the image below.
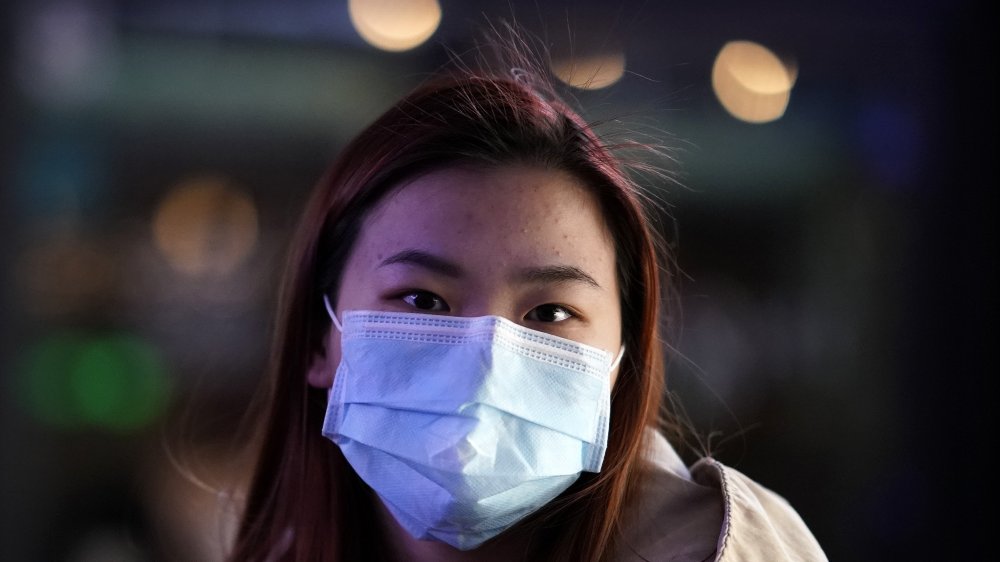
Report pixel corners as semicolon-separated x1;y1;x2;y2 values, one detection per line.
307;164;623;561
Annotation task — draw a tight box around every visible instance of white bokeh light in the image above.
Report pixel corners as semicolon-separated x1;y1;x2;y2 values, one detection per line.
348;0;441;52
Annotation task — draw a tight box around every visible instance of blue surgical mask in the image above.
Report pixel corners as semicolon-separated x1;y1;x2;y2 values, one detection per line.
321;296;623;550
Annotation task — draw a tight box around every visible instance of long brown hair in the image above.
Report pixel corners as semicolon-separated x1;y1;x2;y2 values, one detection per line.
228;51;672;562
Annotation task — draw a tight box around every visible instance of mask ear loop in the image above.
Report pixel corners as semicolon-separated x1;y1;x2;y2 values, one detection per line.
323;294;343;333
610;345;626;371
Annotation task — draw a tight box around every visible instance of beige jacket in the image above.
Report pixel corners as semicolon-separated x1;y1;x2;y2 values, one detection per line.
616;431;828;562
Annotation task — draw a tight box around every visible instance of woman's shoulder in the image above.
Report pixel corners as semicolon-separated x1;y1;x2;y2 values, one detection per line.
688;455;828;562
615;430;827;562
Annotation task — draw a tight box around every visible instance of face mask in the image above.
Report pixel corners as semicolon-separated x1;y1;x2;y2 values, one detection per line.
320;296;623;550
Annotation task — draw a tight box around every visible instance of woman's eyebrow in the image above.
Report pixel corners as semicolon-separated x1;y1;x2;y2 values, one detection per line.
379;250;600;288
516;265;602;289
378;249;463;278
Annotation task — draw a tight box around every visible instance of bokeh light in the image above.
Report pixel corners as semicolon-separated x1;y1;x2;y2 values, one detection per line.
16;333;171;433
348;0;441;52
15;1;117;107
14;232;117;316
712;40;796;123
152;175;259;278
550;51;627;90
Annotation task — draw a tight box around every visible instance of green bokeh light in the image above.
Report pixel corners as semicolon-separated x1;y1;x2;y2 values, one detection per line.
17;332;171;433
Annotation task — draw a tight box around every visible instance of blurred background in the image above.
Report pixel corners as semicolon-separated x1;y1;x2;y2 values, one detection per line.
0;1;993;560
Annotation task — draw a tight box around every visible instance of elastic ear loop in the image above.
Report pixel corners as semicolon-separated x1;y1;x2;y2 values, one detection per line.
610;345;626;371
322;294;343;333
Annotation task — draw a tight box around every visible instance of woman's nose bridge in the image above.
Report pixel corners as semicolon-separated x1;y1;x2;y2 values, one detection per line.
460;290;520;322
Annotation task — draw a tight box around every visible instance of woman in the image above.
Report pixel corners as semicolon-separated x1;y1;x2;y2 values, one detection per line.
227;51;826;562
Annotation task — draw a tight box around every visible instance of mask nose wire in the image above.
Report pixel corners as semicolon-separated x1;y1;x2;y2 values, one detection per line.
323;294;343;333
325;293;623;372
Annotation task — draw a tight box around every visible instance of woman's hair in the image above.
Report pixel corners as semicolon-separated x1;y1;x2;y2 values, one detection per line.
228;43;675;562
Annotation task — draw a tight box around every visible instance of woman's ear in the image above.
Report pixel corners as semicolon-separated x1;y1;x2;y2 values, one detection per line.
307;331;338;388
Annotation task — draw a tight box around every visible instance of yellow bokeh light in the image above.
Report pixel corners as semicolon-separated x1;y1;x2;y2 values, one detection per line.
348;0;441;52
551;52;627;90
712;40;796;123
152;175;258;277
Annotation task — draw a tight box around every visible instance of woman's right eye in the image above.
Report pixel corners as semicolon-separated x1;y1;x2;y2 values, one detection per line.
401;291;450;312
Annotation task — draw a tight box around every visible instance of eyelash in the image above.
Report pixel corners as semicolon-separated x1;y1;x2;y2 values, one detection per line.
400;290;449;312
397;290;576;323
525;303;575;323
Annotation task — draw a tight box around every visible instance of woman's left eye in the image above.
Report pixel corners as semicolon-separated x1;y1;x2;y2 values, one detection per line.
525;304;574;323
401;290;450;312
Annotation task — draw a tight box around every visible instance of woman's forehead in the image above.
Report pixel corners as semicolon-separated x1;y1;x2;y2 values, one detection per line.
369;165;608;235
351;165;617;277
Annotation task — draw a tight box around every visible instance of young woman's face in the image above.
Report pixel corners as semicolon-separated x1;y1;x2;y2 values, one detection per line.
308;165;623;387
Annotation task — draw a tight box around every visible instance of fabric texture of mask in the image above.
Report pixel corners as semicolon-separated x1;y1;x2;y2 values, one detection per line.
321;307;616;550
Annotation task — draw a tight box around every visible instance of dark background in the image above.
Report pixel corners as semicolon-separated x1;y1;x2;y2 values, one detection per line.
1;1;994;560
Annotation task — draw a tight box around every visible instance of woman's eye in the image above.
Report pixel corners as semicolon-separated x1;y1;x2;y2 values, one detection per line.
526;304;574;323
401;291;449;312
